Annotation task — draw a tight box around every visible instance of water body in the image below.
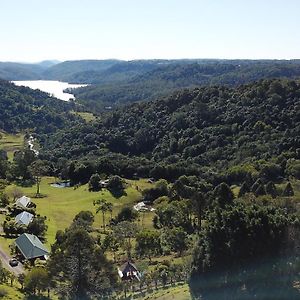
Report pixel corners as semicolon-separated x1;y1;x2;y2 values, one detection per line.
12;80;88;101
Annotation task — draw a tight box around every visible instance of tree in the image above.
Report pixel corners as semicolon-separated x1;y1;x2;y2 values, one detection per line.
162;227;188;256
107;175;125;191
265;181;277;198
72;210;94;230
27;216;48;238
238;181;250;197
94;199;110;232
113;221;139;259
11;187;23;201
191;192;207;229
135;230;162;261
88;173;101;191
29;160;49;196
24;267;49;295
283;182;294;197
0;193;9;207
114;206;138;224
102;233;120;262
190;203;296;299
213;182;234;208
49;224;117;299
12;149;36;180
255;184;266;196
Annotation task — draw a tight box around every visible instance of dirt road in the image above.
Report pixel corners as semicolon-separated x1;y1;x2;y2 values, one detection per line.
0;244;24;275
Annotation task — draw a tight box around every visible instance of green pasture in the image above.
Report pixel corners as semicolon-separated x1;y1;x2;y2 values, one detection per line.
5;177;153;247
0;132;24;161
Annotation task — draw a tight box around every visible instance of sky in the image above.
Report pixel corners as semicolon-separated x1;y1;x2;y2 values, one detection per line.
0;0;299;62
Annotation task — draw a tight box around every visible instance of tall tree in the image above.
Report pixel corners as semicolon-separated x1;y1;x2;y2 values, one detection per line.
93;199;110;232
29;160;49;196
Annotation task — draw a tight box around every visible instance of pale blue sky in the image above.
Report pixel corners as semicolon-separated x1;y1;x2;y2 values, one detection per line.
0;0;299;62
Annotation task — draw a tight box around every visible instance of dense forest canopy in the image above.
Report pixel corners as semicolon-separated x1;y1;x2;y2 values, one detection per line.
40;79;300;184
1;60;300;299
0;80;80;133
73;60;300;112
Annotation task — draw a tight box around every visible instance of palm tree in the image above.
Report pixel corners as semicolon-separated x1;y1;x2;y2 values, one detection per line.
107;202;113;221
93;199;109;232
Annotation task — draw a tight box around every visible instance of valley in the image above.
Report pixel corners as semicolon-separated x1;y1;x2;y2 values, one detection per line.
0;62;300;299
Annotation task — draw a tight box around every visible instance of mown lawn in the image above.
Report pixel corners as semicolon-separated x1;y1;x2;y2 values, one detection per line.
133;283;191;300
0;132;24;161
5;177;153;247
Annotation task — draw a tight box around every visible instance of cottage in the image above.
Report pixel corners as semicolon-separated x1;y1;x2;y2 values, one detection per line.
15;211;34;226
118;261;141;281
15;233;49;260
15;196;31;209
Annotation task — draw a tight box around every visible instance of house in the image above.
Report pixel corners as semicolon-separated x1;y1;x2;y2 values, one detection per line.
15;233;49;260
100;179;109;188
15;211;34;226
15;196;31;209
118;261;141;281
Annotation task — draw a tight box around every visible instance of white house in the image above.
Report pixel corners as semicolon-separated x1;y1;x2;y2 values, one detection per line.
15;196;31;209
15;211;34;226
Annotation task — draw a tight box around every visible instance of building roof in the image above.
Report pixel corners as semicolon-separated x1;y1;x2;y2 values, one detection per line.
15;233;49;260
15;211;34;226
118;261;140;281
15;196;31;208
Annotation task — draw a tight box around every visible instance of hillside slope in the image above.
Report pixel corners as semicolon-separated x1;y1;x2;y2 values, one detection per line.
0;80;79;133
40;79;300;181
74;60;300;112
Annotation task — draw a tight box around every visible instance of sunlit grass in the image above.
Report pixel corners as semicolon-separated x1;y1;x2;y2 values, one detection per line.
0;132;24;161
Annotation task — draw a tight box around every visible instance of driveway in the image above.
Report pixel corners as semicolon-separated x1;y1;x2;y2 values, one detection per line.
0;245;24;275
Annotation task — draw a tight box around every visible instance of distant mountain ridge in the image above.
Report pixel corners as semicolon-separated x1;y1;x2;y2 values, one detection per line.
1;59;300;114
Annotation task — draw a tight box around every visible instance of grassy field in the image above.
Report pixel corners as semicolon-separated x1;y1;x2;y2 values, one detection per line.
0;284;23;300
134;283;191;300
5;177;153;247
71;111;96;122
0;132;24;161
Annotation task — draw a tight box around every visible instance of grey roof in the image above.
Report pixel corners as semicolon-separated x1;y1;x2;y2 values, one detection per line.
15;233;49;260
15;211;34;226
15;196;31;208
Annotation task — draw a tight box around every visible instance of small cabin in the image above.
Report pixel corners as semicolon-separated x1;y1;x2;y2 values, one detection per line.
118;261;141;281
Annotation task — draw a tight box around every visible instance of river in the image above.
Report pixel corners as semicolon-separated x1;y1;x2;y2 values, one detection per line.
12;80;88;101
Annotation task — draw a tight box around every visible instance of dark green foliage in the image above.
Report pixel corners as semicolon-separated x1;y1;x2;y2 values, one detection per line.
40;79;300;185
213;182;234;207
135;229;162;260
72;210;94;230
251;178;263;194
238;181;250;197
283;182;294;197
255;184;266;196
24;267;49;295
265;181;277;198
107;175;125;191
142;179;169;203
73;60;300;112
49;214;118;299
0;80;79;133
113;206;138;224
161;227;189;256
155;200;193;231
88;173;101;191
27;215;47;238
190;203;298;299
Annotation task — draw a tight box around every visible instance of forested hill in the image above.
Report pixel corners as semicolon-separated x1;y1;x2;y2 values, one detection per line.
73;60;300;112
0;80;80;133
40;79;300;182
